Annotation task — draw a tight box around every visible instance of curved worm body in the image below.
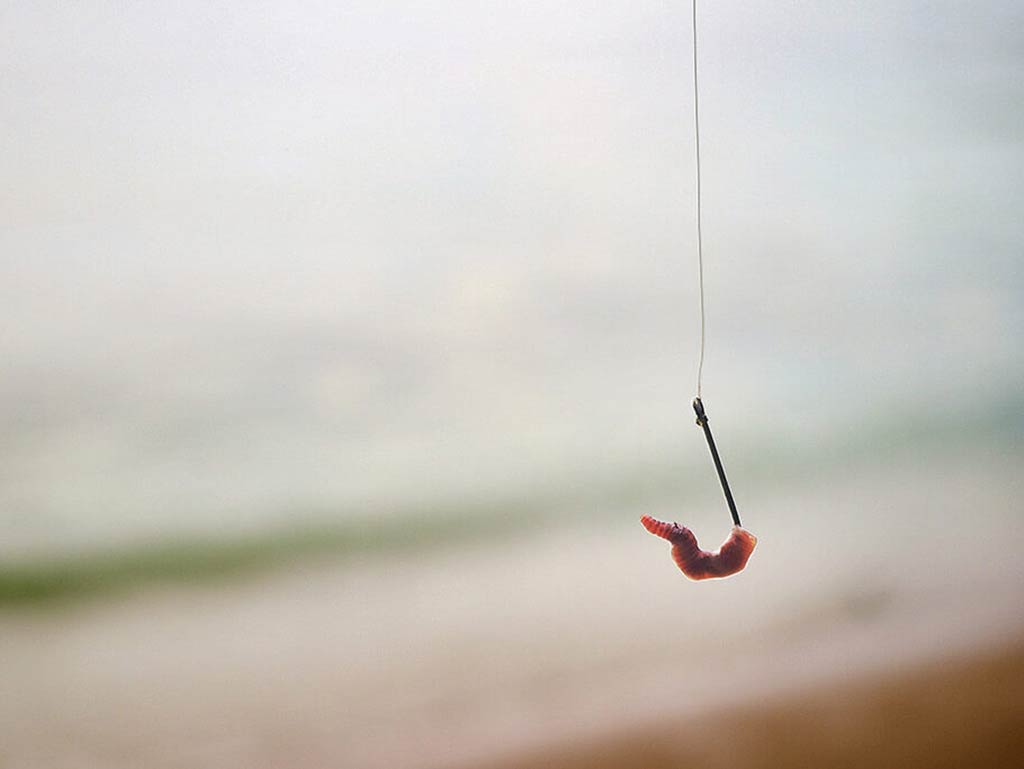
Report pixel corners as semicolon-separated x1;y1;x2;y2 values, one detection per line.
641;515;756;580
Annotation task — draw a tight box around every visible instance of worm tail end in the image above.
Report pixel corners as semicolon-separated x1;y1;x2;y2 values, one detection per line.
640;514;677;541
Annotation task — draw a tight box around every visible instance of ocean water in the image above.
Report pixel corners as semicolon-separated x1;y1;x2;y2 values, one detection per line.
1;0;1022;569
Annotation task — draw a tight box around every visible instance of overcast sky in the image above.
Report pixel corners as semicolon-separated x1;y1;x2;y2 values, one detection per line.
2;1;1021;554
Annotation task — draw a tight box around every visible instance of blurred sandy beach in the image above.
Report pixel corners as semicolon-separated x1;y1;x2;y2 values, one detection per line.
3;447;1021;768
484;640;1024;769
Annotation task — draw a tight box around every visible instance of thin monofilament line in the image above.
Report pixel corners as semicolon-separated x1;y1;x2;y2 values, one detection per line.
692;0;706;399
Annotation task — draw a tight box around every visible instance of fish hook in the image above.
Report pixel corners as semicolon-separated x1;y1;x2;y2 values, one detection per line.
641;398;756;580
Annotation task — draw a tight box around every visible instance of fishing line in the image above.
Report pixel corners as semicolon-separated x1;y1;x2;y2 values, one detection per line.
689;0;742;530
692;0;706;400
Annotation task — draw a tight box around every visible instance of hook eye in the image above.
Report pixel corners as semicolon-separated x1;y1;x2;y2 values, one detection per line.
692;397;708;425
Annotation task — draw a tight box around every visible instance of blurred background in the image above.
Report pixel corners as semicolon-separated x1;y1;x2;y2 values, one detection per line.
2;1;1022;767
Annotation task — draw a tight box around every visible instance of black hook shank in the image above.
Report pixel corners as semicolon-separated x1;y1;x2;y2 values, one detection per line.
692;397;742;527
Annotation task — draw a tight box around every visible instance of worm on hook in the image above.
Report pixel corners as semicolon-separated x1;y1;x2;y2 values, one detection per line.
641;515;756;580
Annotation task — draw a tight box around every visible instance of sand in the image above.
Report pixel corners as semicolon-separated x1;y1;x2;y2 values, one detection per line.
480;639;1024;769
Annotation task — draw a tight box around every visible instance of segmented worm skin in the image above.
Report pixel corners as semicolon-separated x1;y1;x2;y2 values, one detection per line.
640;515;757;580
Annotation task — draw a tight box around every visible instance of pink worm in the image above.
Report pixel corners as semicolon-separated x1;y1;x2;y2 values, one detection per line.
641;515;757;580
